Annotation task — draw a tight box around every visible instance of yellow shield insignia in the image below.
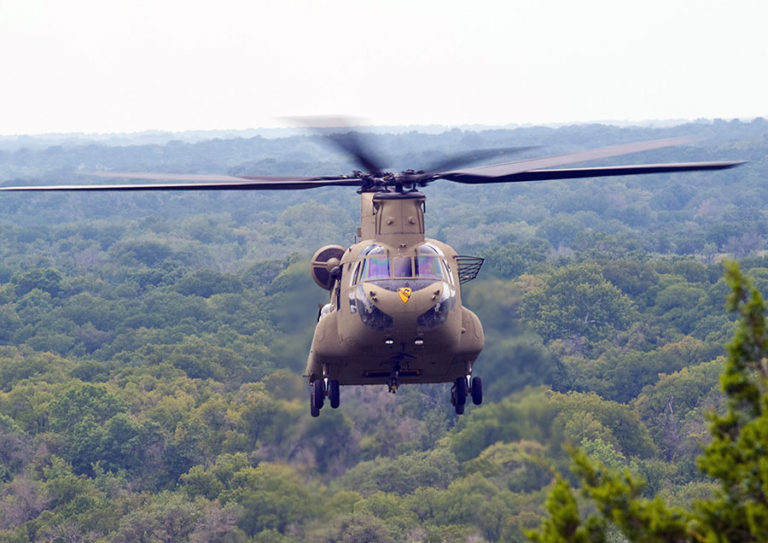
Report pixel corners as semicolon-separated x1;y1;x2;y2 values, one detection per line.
398;287;412;303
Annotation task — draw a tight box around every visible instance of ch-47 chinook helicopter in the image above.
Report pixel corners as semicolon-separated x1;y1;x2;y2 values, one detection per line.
0;129;742;416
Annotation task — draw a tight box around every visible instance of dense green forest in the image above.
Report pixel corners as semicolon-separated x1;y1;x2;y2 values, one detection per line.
0;119;766;541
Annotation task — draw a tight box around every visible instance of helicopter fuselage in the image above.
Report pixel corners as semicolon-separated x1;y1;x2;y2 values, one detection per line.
304;191;484;390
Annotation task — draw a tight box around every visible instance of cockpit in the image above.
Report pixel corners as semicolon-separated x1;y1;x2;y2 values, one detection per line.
349;243;456;331
352;243;452;292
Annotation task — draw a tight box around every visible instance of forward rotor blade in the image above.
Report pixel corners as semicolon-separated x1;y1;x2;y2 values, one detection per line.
439;136;706;179
288;116;387;175
327;133;386;175
422;146;537;173
0;172;361;191
440;161;744;184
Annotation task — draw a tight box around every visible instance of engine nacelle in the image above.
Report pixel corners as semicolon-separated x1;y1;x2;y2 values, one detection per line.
310;245;345;290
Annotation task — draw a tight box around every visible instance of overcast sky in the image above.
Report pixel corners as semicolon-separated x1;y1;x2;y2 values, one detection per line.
1;0;766;136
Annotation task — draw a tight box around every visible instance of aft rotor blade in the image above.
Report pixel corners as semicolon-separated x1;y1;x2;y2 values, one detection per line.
440;161;744;184
0;172;361;191
439;136;707;179
422;146;537;173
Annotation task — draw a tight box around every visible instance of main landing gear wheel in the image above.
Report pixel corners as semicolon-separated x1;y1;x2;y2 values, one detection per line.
329;379;340;409
471;376;483;405
452;377;467;415
310;379;325;417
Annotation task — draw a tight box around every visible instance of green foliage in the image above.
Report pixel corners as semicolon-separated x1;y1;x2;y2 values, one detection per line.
448;388;655;464
48;382;126;432
462;440;551;493
602;260;659;298
11;269;63;298
174;269;244;297
528;263;768;542
220;462;316;536
479;334;562;401
0;122;764;540
527;476;606;543
339;448;459;496
632;359;723;466
694;262;768;540
522;263;637;343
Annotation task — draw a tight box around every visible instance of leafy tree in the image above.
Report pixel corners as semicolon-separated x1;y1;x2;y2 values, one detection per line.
220;463;316;536
111;491;202;543
479;334;562;401
110;239;175;266
570;336;719;403
48;383;125;433
174;269;244;297
463;440;551;493
11;268;63;297
522;263;637;343
480;239;549;278
602;260;659;299
0;304;21;342
632;359;723;467
339;448;459;496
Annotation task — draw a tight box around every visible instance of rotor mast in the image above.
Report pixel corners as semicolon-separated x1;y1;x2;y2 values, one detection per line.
358;188;426;247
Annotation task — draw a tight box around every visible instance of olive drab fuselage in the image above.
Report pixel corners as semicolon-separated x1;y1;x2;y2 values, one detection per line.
305;190;484;387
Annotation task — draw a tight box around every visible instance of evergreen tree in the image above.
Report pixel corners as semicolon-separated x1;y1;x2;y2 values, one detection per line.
528;262;768;542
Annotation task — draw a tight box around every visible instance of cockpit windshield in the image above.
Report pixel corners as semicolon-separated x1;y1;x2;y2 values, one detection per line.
361;256;441;281
357;244;447;290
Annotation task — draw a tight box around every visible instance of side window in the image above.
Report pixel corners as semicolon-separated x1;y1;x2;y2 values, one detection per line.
442;259;454;285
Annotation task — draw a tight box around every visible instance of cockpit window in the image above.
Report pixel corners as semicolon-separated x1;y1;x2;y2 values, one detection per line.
363;255;390;280
417;243;444;256
415;256;442;279
392;256;413;277
362;244;386;257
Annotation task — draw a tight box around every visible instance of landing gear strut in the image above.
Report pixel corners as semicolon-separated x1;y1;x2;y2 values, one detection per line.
452;376;467;414
388;367;400;393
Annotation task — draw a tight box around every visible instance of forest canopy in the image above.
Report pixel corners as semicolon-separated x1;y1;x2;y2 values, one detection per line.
0;119;766;541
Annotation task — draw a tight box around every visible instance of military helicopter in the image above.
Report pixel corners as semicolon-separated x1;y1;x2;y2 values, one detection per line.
0;128;742;416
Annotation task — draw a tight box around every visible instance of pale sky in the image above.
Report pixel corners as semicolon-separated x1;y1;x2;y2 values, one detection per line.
1;0;766;135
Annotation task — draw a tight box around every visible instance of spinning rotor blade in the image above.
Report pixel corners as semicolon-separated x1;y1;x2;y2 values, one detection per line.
441;161;743;184
421;146;537;173
289;116;387;176
0;131;743;193
440;136;702;177
435;136;742;184
326;132;386;176
0;172;361;192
